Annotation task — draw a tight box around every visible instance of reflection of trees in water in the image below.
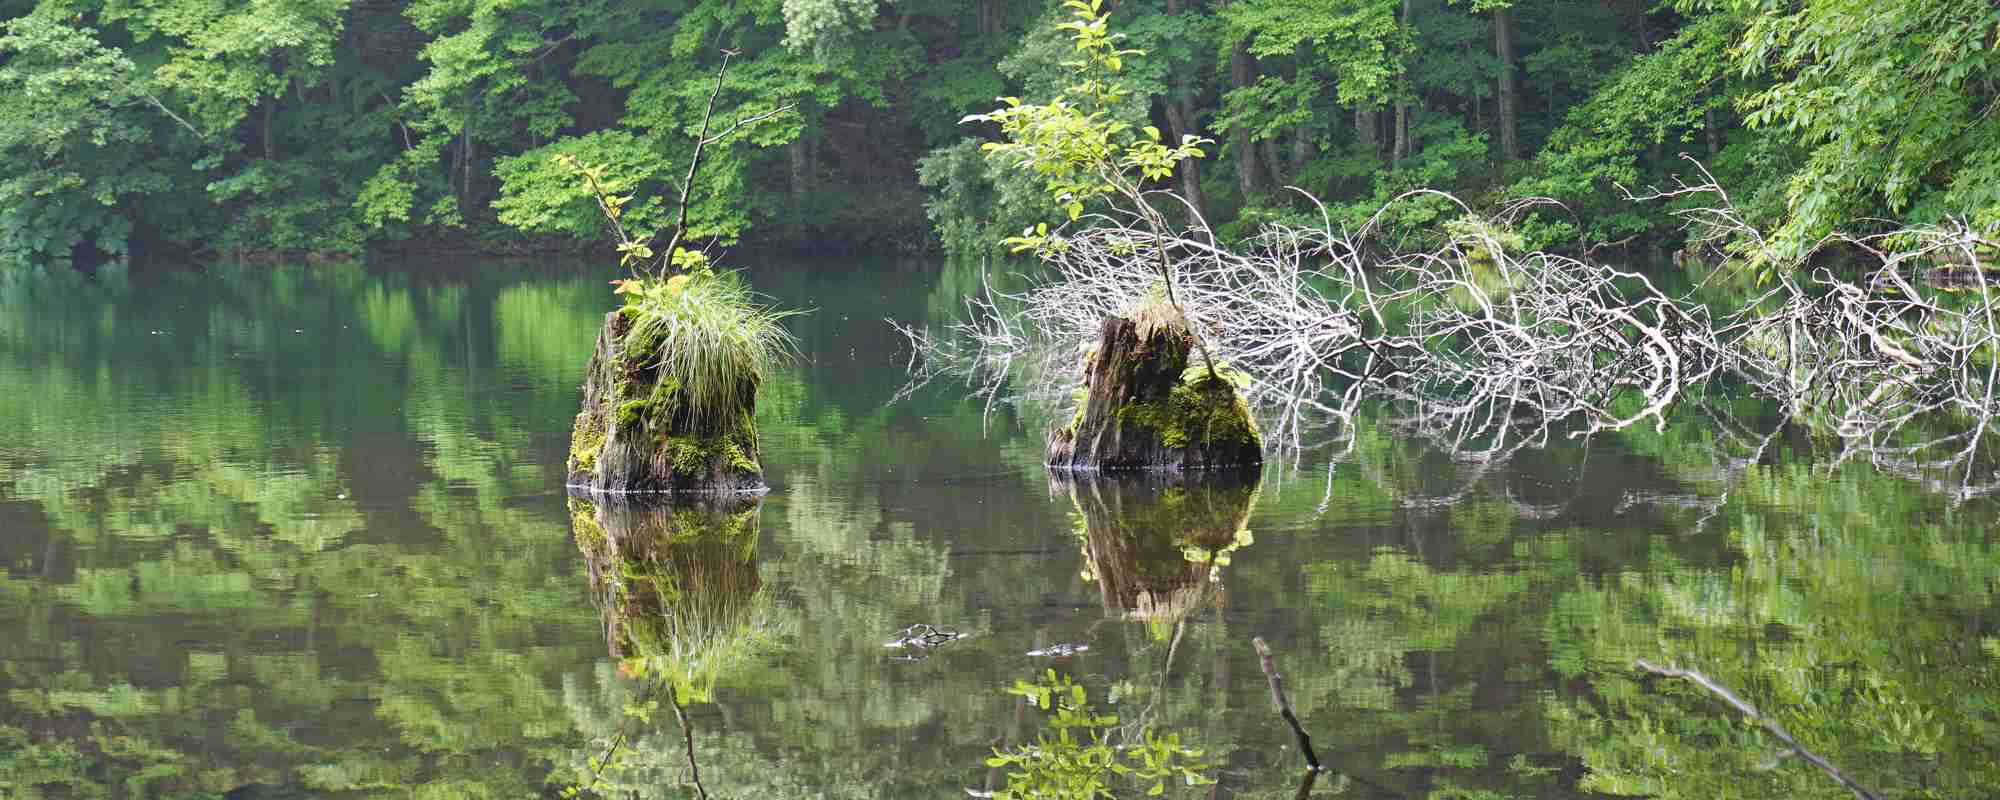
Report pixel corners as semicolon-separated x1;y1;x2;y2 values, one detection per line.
1539;466;2000;799
9;264;2000;798
0;263;609;797
1056;473;1257;625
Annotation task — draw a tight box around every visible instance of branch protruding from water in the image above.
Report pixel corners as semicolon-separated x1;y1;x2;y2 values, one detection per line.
1253;635;1322;798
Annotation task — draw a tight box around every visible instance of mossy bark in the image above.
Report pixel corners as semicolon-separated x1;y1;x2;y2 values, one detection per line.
1046;315;1263;471
568;309;765;494
1054;473;1259;621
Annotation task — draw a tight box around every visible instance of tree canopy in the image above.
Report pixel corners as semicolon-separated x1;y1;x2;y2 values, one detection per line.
1;0;1995;266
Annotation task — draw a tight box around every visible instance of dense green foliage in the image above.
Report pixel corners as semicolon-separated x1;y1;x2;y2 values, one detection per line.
3;0;1996;266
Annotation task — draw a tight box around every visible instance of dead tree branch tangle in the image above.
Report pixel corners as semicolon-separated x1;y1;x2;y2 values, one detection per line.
897;189;2000;497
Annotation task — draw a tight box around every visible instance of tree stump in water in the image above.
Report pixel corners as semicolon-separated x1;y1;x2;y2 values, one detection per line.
567;309;765;494
1047;315;1263;471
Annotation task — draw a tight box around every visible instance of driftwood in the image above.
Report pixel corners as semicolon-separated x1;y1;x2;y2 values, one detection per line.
1636;659;1879;800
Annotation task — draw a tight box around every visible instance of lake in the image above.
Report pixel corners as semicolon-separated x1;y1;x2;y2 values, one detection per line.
2;258;1995;798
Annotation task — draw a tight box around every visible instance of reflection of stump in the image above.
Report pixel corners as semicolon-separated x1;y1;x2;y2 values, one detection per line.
1047;315;1262;471
568;310;764;495
571;495;762;693
1053;473;1259;620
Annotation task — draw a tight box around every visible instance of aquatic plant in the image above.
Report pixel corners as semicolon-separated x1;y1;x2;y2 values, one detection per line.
984;670;1215;799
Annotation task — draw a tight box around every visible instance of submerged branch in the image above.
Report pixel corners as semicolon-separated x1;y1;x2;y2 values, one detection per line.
1636;659;1879;800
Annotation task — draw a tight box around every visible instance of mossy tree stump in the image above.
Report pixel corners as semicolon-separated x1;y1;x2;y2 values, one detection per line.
1047;315;1263;471
568;309;765;494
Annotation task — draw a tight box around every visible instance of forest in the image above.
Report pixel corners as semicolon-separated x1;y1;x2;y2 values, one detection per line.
4;0;1996;266
7;1;2000;798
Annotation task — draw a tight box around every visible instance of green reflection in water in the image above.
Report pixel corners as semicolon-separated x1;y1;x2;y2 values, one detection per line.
0;260;1997;799
1058;474;1257;630
573;496;773;703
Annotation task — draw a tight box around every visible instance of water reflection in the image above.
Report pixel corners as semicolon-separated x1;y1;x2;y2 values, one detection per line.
570;495;770;799
1056;473;1257;624
2;261;1998;799
572;496;767;699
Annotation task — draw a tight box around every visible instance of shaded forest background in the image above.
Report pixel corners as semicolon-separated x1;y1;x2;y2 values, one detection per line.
2;0;1995;266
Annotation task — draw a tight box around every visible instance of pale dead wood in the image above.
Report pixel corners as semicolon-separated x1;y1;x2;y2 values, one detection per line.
1636;659;1879;800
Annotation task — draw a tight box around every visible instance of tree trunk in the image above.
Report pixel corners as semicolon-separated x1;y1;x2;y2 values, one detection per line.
1392;102;1408;169
464;132;476;204
1162;0;1208;220
1047;316;1262;471
1705;104;1720;158
1260;138;1284;188
1494;5;1520;162
1391;0;1413;169
1356;106;1378;162
1636;3;1652;52
789;137;808;202
1224;4;1262;200
806;133;820;186
262;99;277;161
1162;99;1209;220
1290;126;1312;179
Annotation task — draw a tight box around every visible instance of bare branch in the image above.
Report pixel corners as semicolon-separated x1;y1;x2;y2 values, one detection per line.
658;51;794;278
895;158;2000;500
1636;659;1880;800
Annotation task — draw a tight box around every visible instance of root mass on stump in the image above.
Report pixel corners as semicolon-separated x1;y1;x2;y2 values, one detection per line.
1047;314;1263;471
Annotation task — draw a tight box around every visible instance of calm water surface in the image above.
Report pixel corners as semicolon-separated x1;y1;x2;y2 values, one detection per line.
2;259;1996;798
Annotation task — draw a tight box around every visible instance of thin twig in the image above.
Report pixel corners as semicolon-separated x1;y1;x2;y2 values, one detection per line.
657;50;793;279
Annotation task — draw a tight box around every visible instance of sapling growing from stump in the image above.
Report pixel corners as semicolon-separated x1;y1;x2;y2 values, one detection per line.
558;51;801;495
961;0;1262;470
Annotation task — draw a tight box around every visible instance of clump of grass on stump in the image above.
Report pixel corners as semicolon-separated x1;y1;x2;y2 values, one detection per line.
619;271;799;433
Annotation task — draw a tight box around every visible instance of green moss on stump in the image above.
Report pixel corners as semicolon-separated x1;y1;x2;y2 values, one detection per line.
568;307;766;495
1106;363;1259;450
1048;315;1263;471
571;405;608;475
